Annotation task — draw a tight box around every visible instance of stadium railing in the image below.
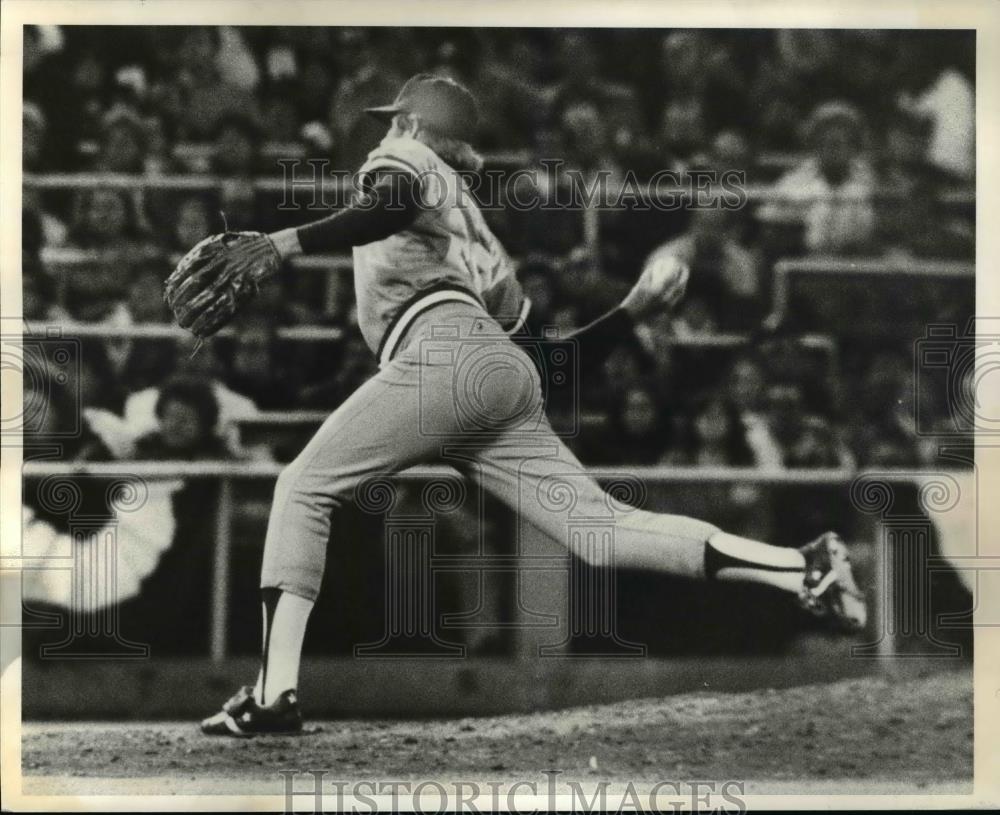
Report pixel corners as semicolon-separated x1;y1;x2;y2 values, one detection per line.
23;171;977;201
770;256;975;325
21;317;835;352
21;460;969;663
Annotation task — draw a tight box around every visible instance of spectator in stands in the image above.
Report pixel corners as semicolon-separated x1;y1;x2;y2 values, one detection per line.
590;385;669;464
559;100;624;185
68;187;155;260
134;378;230;460
23;29;61;166
894;35;975;182
211;114;261;177
260;83;303;144
707;129;753;177
126;377;233;655
60;260;129;326
655;32;712;162
643;204;762;331
22;254;68;323
124;335;258;454
758;335;842;425
583;341;649;414
298;333;378;410
225;314;302;410
55;45;110;168
724;354;784;468
757;100;876;255
783;414;851;469
119;338;178;401
68;338;128;418
207;115;262;228
171;196;214;254
94;108;149;174
478;34;557;149
23;102;47;172
875;111;974;259
163;28;260;140
764;382;815;467
21;365;132;462
217;25;261;91
64;190;156;375
126;263;172;323
297;54;337;124
661;394;755;467
328;32;406;171
23;186;68;250
846;350;922;466
748;30;839;151
552;31;633;117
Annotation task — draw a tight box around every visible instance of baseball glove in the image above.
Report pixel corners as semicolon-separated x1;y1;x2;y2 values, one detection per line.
164;231;281;340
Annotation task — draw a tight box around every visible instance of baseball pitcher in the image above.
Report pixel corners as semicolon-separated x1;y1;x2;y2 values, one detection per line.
165;74;866;737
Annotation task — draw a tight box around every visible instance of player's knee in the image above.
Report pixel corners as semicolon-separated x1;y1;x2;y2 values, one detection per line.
274;458;352;511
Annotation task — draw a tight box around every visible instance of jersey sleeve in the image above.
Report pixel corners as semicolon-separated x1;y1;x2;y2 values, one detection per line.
482;271;530;334
358;137;448;212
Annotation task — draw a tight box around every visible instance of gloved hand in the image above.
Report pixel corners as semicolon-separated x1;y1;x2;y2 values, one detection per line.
164;231;281;340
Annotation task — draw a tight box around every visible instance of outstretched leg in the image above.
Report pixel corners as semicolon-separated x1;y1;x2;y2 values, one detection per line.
462;420;865;628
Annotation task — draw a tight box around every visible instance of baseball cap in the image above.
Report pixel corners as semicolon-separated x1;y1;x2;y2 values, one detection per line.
365;73;479;143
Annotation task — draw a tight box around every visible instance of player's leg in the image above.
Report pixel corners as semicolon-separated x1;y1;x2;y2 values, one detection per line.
466;418;865;628
203;308;544;734
203;359;457;735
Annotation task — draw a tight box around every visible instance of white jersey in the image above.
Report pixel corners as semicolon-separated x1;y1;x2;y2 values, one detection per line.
353;136;527;364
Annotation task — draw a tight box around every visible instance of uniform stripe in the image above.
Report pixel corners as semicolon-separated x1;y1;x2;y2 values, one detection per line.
224;716;246;735
504;297;532;335
379;288;484;368
364;156;423;181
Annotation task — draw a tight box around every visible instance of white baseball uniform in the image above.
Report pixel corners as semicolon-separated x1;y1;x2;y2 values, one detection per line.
260;135;717;600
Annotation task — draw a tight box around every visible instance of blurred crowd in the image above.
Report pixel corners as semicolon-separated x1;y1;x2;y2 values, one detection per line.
23;26;976;471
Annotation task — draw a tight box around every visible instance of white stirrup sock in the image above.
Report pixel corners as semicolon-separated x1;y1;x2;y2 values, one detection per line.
257;590;315;706
705;531;806;594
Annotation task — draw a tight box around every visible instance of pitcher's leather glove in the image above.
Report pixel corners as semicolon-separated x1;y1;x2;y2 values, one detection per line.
164;231;281;340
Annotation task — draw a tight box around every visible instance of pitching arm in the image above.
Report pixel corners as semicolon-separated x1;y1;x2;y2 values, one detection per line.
563;306;636;365
550;253;691;363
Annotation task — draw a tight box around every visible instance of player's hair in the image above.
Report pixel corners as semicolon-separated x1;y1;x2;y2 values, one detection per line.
390;112;484;173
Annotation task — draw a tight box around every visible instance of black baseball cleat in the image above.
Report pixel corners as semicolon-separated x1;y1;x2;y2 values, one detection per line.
200;685;303;737
798;532;868;632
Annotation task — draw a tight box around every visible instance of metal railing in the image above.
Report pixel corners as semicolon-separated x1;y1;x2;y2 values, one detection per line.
20;460;958;662
770;257;975;324
22;171;977;205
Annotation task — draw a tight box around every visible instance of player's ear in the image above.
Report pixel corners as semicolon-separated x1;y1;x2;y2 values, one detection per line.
401;113;421;138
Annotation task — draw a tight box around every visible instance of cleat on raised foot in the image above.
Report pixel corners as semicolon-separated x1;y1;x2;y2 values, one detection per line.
200;685;303;737
798;532;867;632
